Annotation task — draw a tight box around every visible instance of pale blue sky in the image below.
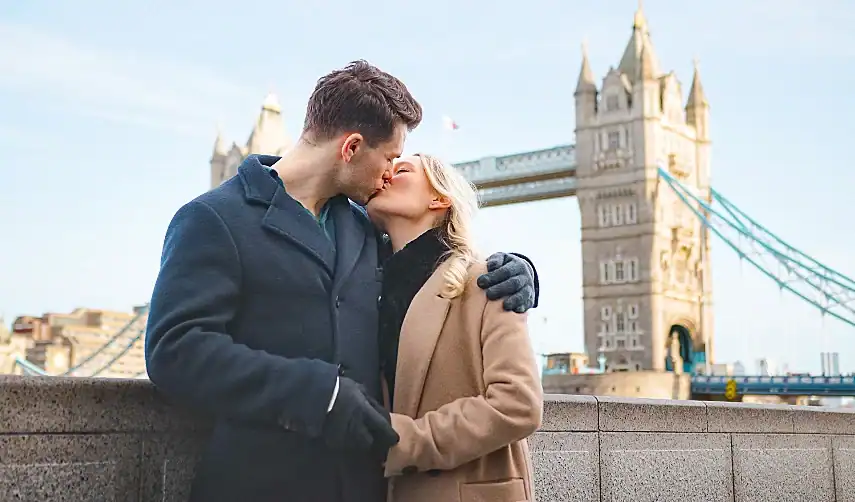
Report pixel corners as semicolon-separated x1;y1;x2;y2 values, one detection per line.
1;0;854;374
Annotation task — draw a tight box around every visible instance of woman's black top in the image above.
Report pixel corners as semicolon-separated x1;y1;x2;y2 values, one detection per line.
378;227;449;408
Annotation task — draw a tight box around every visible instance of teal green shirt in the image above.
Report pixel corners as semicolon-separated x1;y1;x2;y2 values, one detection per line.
269;168;335;245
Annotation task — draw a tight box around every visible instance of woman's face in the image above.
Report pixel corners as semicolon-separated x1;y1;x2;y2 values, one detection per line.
366;155;444;225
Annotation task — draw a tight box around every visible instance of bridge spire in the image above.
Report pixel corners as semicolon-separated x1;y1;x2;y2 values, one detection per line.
246;90;292;156
618;1;660;82
686;58;710;139
575;39;597;95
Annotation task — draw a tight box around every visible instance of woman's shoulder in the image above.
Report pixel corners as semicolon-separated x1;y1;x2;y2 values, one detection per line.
458;259;489;301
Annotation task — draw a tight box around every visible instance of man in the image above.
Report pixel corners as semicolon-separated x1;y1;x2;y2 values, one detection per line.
144;60;540;502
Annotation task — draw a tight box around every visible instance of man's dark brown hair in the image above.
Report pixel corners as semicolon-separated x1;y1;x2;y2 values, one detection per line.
303;60;423;147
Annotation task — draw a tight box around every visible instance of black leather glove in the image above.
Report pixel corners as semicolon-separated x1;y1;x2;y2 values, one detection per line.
477;252;538;313
322;377;399;453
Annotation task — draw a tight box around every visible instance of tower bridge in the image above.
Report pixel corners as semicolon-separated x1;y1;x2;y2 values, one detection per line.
210;5;714;378
7;5;853;395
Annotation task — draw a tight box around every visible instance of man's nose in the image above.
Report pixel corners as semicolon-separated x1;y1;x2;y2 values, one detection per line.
381;169;393;183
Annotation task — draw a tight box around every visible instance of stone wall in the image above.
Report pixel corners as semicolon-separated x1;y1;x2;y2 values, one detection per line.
542;370;692;400
2;375;854;501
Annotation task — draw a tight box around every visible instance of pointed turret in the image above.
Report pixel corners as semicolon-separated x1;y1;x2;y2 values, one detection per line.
686;59;710;139
617;1;660;82
637;41;657;81
685;59;709;109
212;126;228;157
246;92;292;156
575;41;597;95
575;41;598;127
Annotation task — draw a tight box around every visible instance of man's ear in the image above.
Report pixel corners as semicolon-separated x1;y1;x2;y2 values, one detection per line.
428;195;452;210
340;133;364;163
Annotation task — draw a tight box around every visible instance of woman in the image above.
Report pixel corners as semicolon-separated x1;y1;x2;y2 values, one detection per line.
366;153;544;502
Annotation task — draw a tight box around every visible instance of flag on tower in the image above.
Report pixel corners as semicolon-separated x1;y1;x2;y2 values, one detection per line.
442;115;460;131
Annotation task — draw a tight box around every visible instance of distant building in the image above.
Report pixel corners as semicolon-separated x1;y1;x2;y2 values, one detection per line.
542;352;591;376
210;93;291;189
0;306;147;378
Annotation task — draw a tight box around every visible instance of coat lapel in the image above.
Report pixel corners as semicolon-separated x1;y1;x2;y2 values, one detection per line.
330;198;368;294
261;192;336;275
238;155;336;275
393;260;453;417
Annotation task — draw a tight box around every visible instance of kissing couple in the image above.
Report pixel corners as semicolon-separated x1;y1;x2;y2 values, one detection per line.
145;60;544;502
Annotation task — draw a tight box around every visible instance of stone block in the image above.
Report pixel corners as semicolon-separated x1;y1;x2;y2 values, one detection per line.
705;400;794;433
732;434;833;502
528;432;598;502
597;396;707;432
539;394;597;432
599;432;733;502
139;432;208;502
833;435;855;502
0;433;140;502
792;405;855;434
0;375;210;434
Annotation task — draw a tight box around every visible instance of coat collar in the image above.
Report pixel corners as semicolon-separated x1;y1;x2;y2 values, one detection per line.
238;154;343;275
330;200;369;294
393;259;453;417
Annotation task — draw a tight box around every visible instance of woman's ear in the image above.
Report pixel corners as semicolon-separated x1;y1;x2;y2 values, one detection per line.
428;195;452;210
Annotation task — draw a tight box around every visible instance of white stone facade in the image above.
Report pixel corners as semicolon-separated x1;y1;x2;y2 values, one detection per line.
210;93;292;189
574;7;713;372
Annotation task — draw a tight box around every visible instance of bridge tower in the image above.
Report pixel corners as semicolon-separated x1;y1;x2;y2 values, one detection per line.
574;6;713;373
210;92;292;188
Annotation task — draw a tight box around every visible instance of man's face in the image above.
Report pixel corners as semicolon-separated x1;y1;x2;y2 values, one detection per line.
339;123;406;205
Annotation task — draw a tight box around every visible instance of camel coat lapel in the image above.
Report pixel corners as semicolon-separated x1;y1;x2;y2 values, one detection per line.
392;260;452;418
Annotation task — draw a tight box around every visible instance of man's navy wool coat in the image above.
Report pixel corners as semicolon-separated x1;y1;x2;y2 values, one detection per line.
145;155;389;502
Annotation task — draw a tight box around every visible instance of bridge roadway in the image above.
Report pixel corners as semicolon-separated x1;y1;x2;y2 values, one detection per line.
453;144;577;207
692;374;855;397
2;375;854;501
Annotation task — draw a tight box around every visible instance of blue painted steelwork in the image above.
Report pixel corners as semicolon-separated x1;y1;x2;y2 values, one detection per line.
692;375;855;396
658;168;855;329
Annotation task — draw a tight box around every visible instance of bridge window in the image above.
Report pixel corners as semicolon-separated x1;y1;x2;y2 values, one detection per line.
614;261;625;282
600;262;611;283
601;306;612;321
628;304;639;319
607;131;620;150
626;203;638;224
612;204;624;225
627;258;639;282
616;313;626;333
598;205;611;227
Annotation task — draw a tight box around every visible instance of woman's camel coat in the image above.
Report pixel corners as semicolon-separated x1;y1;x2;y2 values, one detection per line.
383;259;544;502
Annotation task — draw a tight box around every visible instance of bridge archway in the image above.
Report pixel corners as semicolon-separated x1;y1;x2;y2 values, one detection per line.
665;324;694;374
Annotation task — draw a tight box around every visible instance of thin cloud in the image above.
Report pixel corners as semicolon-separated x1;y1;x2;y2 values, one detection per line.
0;22;261;135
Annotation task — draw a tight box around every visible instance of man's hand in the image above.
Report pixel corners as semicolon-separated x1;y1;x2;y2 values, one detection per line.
322;377;399;453
477;252;537;313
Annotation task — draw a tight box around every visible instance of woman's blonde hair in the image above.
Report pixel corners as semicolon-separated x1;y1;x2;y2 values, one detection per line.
414;153;480;299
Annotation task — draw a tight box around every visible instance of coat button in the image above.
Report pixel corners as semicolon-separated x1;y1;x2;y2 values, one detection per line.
402;466;417;475
335;297;341;308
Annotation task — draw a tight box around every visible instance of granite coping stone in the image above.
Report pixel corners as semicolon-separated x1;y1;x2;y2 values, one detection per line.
791;404;855;435
705;400;796;433
4;376;855;437
596;396;708;432
0;375;211;434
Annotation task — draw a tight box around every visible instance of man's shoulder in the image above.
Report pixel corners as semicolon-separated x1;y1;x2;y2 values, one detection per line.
181;178;246;218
